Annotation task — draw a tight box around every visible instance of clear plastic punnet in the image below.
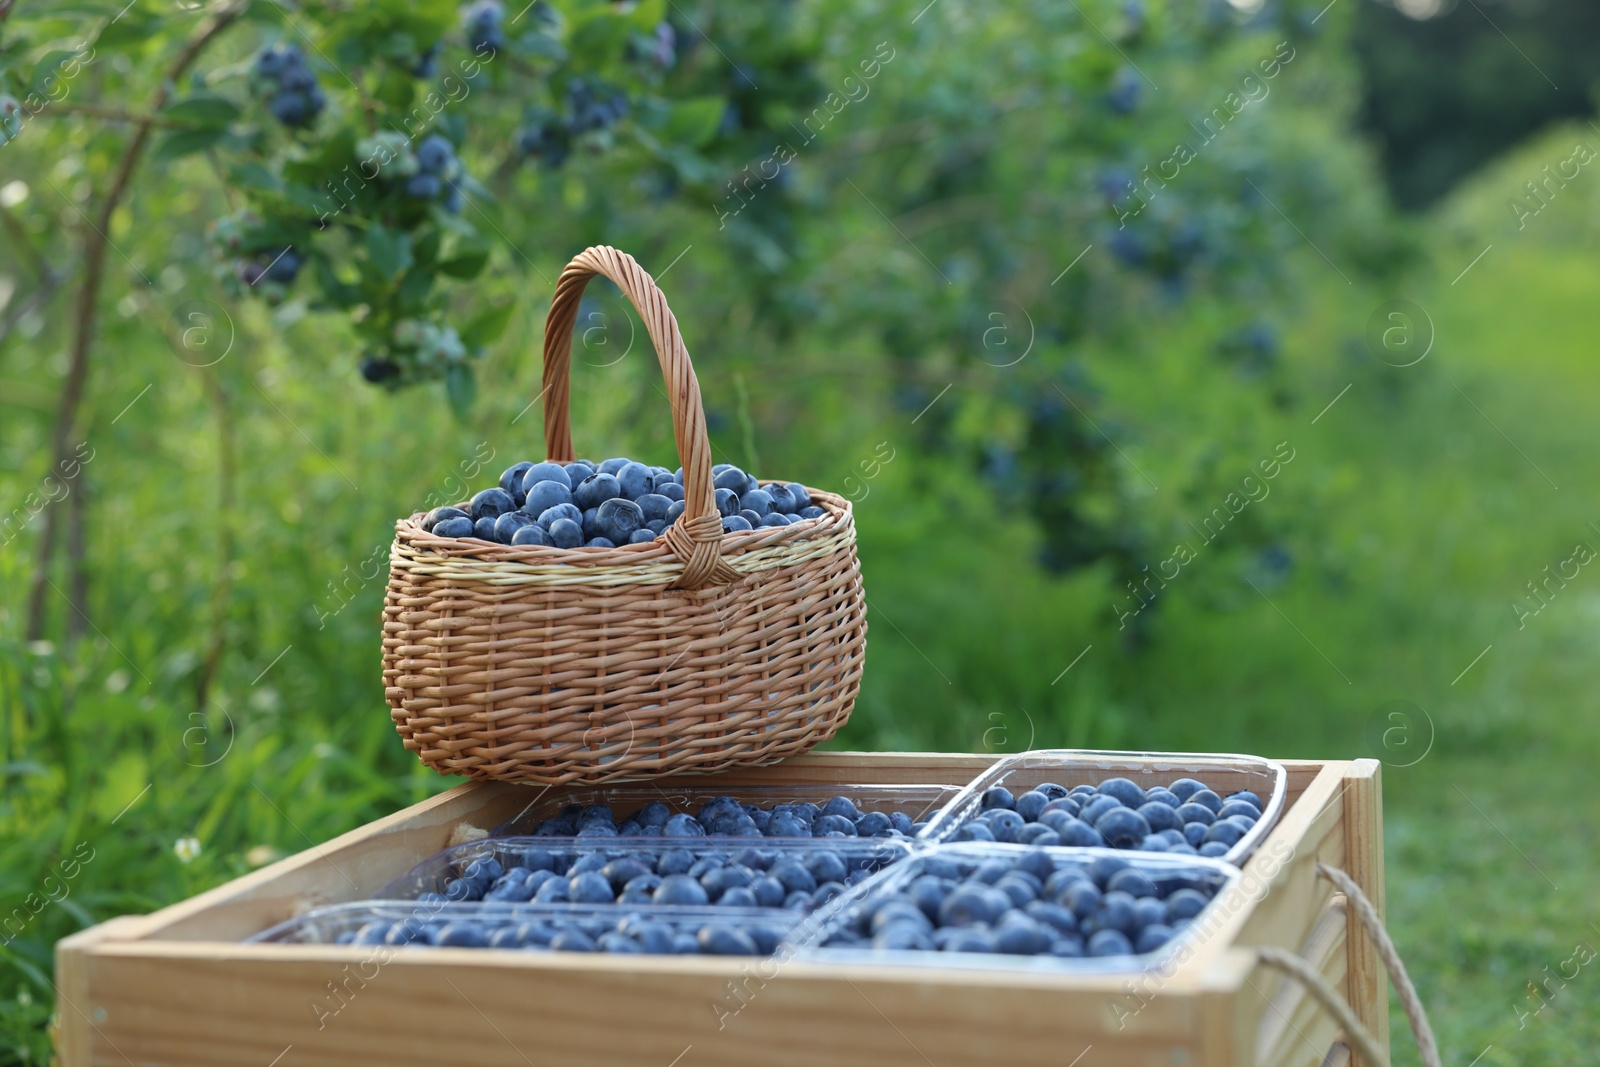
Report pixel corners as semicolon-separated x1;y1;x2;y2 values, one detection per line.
249;900;806;957
923;750;1287;866
487;783;964;841
373;835;916;919
790;844;1242;973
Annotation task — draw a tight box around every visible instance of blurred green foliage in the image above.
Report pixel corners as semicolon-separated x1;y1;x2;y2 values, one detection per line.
0;0;1594;1064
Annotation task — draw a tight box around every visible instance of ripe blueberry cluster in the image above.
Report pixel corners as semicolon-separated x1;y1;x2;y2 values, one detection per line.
339;909;786;956
424;845;891;915
234;246;303;288
404;134;463;208
516;80;631;169
462;0;507;53
420;458;826;549
528;795;924;840
951;776;1266;858
820;850;1219;958
254;44;326;128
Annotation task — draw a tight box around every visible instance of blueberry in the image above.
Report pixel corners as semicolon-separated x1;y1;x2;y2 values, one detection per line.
767;484;797;514
698;926;759;955
469;487;516;521
765;812;809;838
757;513;786;529
1014;790;1051;821
1169;778;1207;801
804;851;848;885
474;516;504;542
1078;794;1123;824
712;467;748;493
546;518;583;548
955;822;996;843
1188;789;1223;814
1167;843;1200;856
713;487;739;517
1097;777;1146;808
1137;801;1181;832
533;877;569;903
658;482;686;503
516;462;569;494
716;886;756;908
971;859;1013;885
573;473;622;510
985;809;1026;843
1137;834;1169;852
748;924;785;954
994;914;1051;955
855;811;892;836
1203;820;1246;847
981;786;1016;811
421;505;469;531
1198;842;1230;858
1049;938;1087;958
889;812;915;835
626;919;677;954
1165;888;1210;922
550;928;597;952
494;511;534;542
1145;787;1182;808
664;500;687;525
434;922;489;948
1088;855;1131;888
1069;784;1097;797
585;537;615;548
815;795;858;821
653;874;710;905
811;881;847;907
628;493;673;523
416;134;454;173
1131;896;1167;930
1056;819;1105;849
785;483;812;510
941;928;998;953
512;524;550;547
1094;807;1152;849
1133;923;1175;954
939;885;1007;927
722;515;752;533
1229;790;1264;810
1040;796;1081;818
432;516;475;538
1157;828;1187;847
741;488;774;514
353;921;391;944
523;479;574;517
617;462;652;500
1175;802;1216;827
770;861;816;893
596;497;643;542
269;90;317;127
994;874;1040;907
1025;901;1079;935
1096;890;1140;936
1218;800;1261;822
798;506;826;520
537;502;582;528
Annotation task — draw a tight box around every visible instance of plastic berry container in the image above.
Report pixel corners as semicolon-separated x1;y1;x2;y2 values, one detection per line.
923;749;1287;867
789;844;1240;974
373;836;915;917
487;783;964;841
248;901;806;957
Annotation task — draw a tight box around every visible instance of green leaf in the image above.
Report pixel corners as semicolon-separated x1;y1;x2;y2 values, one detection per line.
664;96;726;149
445;363;476;421
366;225;413;281
628;0;666;29
438;248;489;279
313;256;363;309
460;299;516;348
27;50;81;97
414;229;441;265
151;127;225;161
95;10;164;51
228;162;283;194
397;267;435;310
163;95;241;129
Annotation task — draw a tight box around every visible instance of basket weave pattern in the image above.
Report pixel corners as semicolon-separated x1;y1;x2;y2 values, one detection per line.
382;246;867;784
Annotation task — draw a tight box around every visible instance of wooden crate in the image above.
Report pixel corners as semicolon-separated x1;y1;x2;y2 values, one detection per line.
56;753;1386;1067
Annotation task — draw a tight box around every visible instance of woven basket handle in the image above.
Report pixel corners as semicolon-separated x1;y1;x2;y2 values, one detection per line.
541;245;739;590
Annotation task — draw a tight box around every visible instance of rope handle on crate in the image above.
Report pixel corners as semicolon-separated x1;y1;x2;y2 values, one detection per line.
1257;862;1441;1067
540;245;739;591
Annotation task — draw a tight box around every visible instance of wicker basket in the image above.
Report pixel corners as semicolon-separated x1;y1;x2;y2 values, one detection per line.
382;246;867;785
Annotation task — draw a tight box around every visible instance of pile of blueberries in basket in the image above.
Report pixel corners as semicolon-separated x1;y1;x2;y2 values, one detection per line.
950;776;1265;858
819;851;1219;959
421;843;893;915
525;795;925;840
420;459;827;548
